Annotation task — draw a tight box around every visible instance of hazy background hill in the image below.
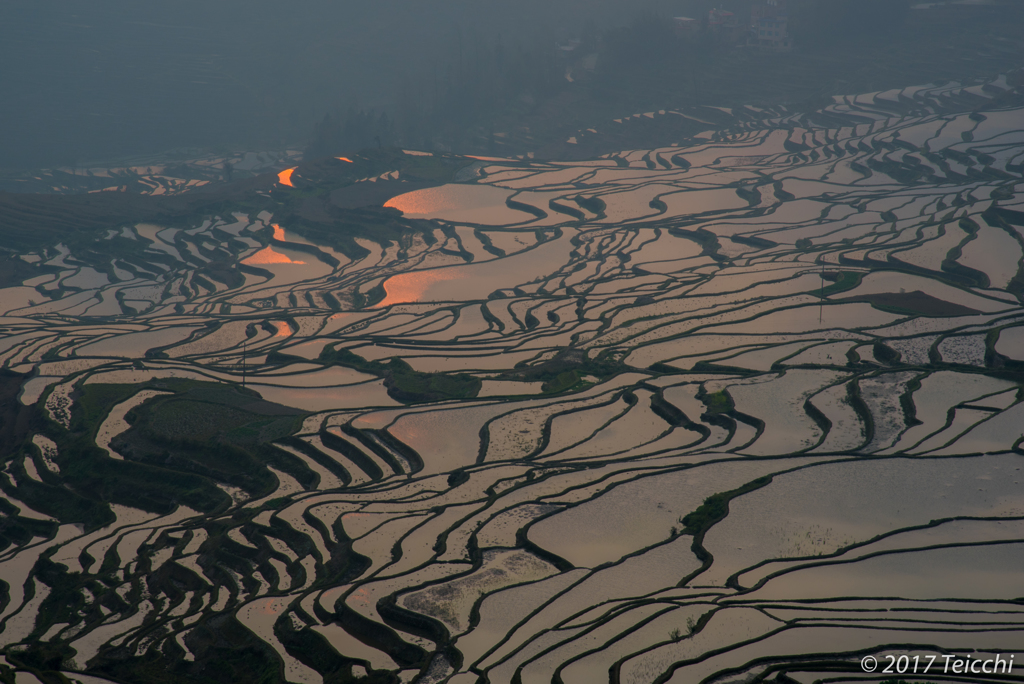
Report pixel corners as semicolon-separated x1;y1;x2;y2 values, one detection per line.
0;0;681;168
1;0;1020;170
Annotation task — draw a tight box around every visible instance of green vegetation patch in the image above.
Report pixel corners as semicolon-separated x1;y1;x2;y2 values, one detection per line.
75;383;143;434
35;380;317;524
321;346;480;403
872;342;902;365
0;255;57;288
385;359;481;403
542;370;582;394
49;436;229;521
818;270;863;296
115;382;308;493
0;498;57;554
573;195;606;217
675;473;776;590
701;390;733;415
94;614;283;684
680;493;730;536
0;373;119;527
143;398;298;446
499;348;624;395
677;475;775;587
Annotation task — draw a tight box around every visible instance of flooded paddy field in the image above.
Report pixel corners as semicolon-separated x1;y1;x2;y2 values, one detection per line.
1;74;1024;684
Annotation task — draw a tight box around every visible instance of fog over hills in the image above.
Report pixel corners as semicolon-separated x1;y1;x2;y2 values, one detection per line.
0;0;671;168
4;1;1023;170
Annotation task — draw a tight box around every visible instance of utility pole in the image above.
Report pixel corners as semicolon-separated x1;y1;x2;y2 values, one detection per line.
819;262;825;324
242;340;246;388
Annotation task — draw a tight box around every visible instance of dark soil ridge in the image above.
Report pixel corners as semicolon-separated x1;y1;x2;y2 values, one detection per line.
832;290;982;317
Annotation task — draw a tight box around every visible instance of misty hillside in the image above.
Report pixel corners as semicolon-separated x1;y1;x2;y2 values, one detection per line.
1;0;1021;169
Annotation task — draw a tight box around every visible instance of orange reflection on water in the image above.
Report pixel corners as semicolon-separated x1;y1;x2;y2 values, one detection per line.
376;269;462;307
277;168;296;186
271;321;292;338
337;157;353;163
242;246;306;265
272;223;286;241
384;186;454;215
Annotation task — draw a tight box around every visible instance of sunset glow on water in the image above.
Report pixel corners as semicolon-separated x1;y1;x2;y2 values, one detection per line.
241;246;305;265
375;268;463;307
384;187;455;215
272;223;286;241
383;184;514;221
277;168;296;186
337;157;353;163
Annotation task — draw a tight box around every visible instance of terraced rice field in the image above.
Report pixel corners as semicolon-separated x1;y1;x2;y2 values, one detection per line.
2;74;1024;683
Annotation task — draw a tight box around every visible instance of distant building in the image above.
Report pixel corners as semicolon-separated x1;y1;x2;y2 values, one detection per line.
672;16;700;37
708;9;742;43
750;0;792;51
